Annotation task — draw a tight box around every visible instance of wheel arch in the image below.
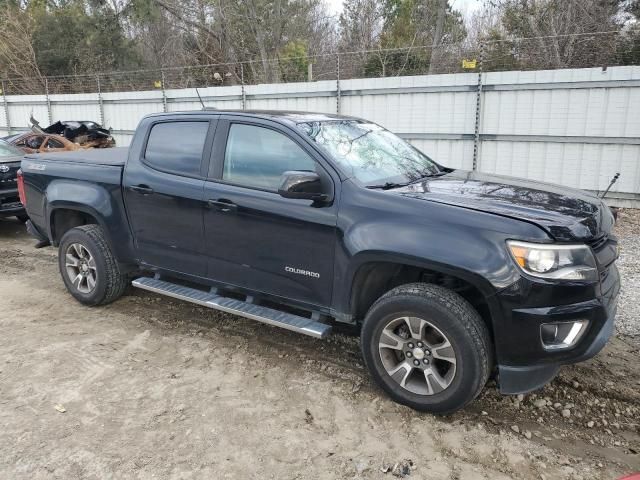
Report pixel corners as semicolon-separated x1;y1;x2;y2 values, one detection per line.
346;254;502;339
43;178;136;266
49;204;108;246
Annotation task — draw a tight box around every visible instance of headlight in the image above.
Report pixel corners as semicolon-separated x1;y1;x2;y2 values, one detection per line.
507;240;598;282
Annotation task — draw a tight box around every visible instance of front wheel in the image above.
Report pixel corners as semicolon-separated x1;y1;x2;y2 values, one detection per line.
58;224;128;306
361;283;492;414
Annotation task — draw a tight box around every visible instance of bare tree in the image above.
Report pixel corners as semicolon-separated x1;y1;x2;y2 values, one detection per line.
428;0;448;73
0;5;44;93
491;0;624;69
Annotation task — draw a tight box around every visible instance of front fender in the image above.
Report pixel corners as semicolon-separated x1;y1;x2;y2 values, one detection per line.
340;217;523;295
330;183;554;331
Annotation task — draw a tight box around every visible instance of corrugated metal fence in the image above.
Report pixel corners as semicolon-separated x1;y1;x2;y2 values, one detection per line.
1;66;639;205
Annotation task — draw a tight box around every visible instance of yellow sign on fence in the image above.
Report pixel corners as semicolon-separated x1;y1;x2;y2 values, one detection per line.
462;59;477;69
153;80;162;88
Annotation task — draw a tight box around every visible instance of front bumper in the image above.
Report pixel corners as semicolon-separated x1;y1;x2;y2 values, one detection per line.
0;188;25;217
495;256;620;394
499;299;616;394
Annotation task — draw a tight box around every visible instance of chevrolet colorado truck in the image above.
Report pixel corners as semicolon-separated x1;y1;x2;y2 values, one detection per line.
0;140;28;222
20;110;620;414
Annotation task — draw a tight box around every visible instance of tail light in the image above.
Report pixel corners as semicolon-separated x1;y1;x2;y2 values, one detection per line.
17;168;26;205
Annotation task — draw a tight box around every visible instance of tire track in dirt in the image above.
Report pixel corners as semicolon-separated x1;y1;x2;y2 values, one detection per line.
1;216;639;478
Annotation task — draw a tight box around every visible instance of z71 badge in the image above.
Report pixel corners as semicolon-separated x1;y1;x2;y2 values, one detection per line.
26;163;46;171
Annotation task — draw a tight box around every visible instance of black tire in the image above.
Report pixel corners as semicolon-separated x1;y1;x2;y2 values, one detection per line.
16;214;29;223
361;283;492;414
58;224;128;306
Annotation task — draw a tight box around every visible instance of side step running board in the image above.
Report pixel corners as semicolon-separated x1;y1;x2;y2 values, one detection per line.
132;277;332;339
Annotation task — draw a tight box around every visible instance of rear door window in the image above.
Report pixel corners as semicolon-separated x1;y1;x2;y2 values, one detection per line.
144;122;209;177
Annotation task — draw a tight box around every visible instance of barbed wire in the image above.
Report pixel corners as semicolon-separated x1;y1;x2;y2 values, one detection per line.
0;29;638;96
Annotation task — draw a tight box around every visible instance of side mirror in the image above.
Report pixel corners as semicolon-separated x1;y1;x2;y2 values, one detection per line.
278;171;328;202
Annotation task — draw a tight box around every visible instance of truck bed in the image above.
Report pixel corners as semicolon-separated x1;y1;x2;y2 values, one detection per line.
25;147;128;166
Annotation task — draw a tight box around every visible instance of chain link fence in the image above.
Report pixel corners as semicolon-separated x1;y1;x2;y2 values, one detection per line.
0;30;638;96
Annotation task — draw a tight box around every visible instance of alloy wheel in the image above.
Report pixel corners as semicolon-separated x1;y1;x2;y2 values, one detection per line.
378;316;457;395
65;243;97;294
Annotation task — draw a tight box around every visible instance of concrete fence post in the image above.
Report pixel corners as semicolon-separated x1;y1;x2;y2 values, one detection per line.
45;77;52;125
336;53;341;114
1;81;10;135
472;41;485;171
96;75;105;125
240;63;246;111
160;70;168;113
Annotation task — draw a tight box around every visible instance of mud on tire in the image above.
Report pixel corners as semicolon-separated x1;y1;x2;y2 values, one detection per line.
360;282;492;414
58;224;128;306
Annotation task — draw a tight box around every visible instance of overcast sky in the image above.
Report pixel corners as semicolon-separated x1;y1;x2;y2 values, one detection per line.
325;0;484;18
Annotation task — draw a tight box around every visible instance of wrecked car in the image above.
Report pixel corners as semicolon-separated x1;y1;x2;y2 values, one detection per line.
5;118;115;154
39;120;115;148
4;132;81;154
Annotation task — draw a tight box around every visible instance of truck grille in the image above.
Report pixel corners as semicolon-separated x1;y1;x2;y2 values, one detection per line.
0;162;20;186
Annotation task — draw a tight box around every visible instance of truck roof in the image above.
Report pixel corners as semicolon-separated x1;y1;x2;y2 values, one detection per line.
146;109;362;125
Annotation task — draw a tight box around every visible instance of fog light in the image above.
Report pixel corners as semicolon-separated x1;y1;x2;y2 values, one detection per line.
540;321;588;350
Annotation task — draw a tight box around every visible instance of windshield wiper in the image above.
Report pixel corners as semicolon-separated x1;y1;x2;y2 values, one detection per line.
365;182;410;190
420;170;448;178
366;171;449;190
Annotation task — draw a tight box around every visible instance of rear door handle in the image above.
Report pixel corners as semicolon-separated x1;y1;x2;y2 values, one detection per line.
129;185;154;195
208;199;238;213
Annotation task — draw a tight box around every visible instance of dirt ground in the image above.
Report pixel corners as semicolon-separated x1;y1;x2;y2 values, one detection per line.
0;213;638;480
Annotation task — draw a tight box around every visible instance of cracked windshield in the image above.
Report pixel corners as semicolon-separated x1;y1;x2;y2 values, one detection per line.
299;121;442;187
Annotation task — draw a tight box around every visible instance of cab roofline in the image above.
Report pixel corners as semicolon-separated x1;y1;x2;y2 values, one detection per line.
144;109;363;125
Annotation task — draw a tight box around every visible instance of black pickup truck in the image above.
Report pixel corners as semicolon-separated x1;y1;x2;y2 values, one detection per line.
0;140;28;222
20;110;620;414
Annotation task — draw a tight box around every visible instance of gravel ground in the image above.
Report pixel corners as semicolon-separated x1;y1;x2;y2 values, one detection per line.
615;209;640;338
0;212;638;479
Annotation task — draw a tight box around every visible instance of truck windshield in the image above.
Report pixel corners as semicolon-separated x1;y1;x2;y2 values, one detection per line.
298;120;441;187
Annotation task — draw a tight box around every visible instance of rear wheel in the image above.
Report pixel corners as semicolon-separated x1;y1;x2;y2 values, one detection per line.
58;224;127;306
361;283;492;414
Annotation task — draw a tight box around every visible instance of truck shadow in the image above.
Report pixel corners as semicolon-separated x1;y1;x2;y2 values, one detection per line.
0;217;29;239
112;287;366;385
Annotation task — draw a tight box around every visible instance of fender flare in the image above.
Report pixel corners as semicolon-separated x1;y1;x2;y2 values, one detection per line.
340;251;505;333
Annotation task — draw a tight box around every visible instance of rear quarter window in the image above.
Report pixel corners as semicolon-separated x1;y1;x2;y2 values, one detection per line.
144;122;209;177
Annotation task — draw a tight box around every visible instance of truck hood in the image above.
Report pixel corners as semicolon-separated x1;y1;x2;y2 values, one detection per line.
0;154;23;164
394;170;613;242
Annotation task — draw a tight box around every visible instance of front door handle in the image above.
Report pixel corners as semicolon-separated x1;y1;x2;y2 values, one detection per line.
129;185;154;195
208;199;238;213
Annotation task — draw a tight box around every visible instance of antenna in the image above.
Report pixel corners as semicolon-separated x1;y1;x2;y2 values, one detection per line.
600;172;620;199
195;87;205;109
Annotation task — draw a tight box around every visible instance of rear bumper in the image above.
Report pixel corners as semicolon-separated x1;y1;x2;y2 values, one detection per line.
496;262;620;394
